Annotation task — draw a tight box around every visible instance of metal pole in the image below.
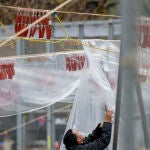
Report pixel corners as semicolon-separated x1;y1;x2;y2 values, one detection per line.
108;21;114;40
135;78;150;148
16;38;23;150
21;40;25;55
47;106;52;150
16;39;25;55
22;115;26;150
47;105;55;150
79;24;84;39
51;105;55;150
113;0;138;149
46;23;55;149
46;40;53;53
16;39;22;55
17;114;23;150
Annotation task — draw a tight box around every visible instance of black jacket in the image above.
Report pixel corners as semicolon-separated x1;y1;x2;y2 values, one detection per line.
67;122;112;150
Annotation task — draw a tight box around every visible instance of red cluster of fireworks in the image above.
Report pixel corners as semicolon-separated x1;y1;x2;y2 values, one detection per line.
137;24;150;48
15;9;52;39
66;55;86;71
0;62;15;80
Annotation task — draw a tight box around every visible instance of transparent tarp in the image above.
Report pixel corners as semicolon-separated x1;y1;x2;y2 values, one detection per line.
0;39;149;149
60;39;150;150
0;52;85;116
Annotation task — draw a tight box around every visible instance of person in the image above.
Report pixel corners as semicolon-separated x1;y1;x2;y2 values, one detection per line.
63;110;113;150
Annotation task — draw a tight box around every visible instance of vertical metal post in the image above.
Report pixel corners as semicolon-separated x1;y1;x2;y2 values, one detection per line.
108;21;114;40
16;39;24;150
16;39;25;55
17;114;23;150
46;42;53;53
79;24;84;39
47;105;55;150
47;107;52;150
113;0;138;149
22;115;26;150
51;105;55;149
46;23;55;149
16;39;22;55
21;40;25;55
135;78;150;148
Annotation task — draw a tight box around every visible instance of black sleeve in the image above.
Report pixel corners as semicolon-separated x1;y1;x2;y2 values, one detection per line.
77;122;112;150
84;123;103;143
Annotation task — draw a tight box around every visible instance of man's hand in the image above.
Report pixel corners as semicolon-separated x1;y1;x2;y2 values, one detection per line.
99;110;113;128
104;110;113;123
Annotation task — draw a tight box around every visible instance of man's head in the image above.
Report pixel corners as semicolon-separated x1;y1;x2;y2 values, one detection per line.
63;129;84;148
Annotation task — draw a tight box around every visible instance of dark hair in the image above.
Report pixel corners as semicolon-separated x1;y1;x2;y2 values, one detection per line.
63;129;78;148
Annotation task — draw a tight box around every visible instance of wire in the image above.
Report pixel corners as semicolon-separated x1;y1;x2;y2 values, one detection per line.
17;36;69;44
0;5;17;10
56;10;121;18
0;5;122;18
0;51;84;61
56;15;70;38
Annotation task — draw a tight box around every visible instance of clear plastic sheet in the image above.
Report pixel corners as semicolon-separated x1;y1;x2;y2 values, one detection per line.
60;39;150;150
0;52;85;116
0;39;149;149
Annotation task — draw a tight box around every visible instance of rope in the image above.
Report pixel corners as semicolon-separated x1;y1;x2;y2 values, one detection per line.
56;10;121;18
0;51;84;61
0;0;72;48
17;36;69;44
56;15;70;37
0;5;121;18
